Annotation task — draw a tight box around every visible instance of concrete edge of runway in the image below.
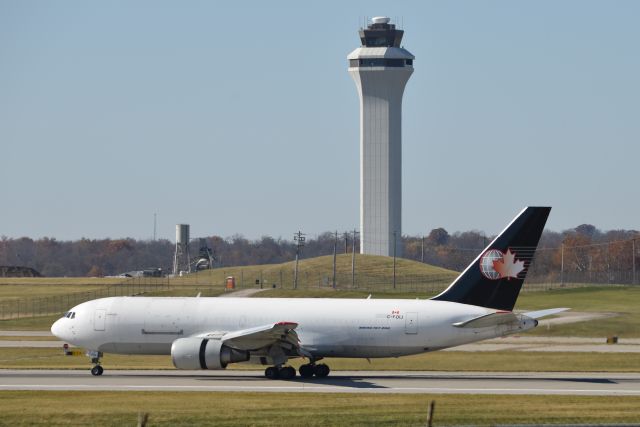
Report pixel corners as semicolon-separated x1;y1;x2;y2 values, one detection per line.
2;369;639;396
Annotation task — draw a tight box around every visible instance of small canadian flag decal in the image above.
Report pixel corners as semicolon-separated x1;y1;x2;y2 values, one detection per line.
493;249;525;280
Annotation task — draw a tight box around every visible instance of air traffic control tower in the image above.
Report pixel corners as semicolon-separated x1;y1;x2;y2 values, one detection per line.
348;17;414;256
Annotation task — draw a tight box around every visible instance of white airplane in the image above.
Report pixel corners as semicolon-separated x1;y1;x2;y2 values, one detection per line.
51;207;566;379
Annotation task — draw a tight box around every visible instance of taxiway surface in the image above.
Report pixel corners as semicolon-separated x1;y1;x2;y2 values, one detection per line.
1;369;639;396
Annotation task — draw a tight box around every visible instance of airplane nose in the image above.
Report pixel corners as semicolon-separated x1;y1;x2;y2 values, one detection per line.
51;319;64;340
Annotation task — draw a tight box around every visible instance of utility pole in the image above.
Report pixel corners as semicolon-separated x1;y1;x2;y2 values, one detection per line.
351;229;359;288
332;231;338;289
560;243;565;286
393;231;397;290
421;236;424;263
344;232;348;254
633;238;637;285
153;213;157;241
293;231;306;290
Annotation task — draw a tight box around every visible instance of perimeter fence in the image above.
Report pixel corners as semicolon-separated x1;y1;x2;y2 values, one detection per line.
0;278;170;320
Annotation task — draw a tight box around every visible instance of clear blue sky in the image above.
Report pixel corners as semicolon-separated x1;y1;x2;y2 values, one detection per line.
1;1;638;241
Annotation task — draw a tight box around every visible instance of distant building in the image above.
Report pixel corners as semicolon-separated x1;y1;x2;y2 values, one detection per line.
118;268;163;278
348;17;414;256
0;266;42;277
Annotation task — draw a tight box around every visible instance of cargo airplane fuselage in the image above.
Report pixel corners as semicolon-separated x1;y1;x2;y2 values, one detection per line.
53;296;523;358
51;207;565;379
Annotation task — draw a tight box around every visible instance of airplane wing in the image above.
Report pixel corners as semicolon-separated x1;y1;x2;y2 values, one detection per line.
196;321;301;352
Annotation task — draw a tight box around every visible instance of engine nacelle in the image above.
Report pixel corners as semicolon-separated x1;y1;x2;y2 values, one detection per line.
171;338;249;370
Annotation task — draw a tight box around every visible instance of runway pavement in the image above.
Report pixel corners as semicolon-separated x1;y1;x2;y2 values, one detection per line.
1;369;639;396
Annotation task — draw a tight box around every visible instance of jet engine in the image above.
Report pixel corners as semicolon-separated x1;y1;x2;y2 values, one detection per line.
171;338;249;370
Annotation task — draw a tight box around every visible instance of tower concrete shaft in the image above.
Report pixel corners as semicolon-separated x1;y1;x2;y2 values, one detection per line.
348;17;414;256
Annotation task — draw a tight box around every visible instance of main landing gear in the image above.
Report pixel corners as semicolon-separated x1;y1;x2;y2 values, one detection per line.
264;366;296;380
264;363;330;380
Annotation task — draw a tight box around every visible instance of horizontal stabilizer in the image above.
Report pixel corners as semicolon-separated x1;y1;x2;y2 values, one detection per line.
453;311;520;328
523;308;570;319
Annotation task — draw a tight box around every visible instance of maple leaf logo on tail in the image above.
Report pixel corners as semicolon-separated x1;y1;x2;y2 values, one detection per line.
493;249;525;280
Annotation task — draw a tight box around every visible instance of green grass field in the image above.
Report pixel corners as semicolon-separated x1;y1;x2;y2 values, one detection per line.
0;282;118;301
2;347;639;372
0;391;638;426
251;288;436;299
0;254;457;297
516;286;640;338
139;253;456;292
0;314;61;330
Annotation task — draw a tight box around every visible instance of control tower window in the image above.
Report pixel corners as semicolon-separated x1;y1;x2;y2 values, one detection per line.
366;37;390;47
351;58;408;68
358;20;404;48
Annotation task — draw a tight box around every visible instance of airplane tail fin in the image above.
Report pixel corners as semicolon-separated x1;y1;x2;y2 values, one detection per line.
431;207;551;311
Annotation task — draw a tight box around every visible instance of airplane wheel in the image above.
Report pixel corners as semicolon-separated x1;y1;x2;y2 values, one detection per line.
278;366;296;380
314;363;330;378
298;364;314;378
264;366;279;380
91;365;103;376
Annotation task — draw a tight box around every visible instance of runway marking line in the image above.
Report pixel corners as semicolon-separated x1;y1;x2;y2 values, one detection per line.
1;384;640;395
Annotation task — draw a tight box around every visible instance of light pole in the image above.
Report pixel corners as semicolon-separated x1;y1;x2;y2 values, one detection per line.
332;231;338;289
560;243;565;286
293;231;306;290
393;231;397;290
633;238;637;285
351;229;359;288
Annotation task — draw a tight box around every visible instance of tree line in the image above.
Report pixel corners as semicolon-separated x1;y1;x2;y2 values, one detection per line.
0;224;638;284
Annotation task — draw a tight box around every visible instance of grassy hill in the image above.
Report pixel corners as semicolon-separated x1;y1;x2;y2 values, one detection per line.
186;253;457;292
0;255;457;320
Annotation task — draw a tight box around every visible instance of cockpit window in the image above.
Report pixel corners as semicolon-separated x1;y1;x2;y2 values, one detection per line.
62;311;76;319
70;312;75;319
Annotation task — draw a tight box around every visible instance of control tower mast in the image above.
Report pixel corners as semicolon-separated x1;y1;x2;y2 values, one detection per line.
348;17;414;256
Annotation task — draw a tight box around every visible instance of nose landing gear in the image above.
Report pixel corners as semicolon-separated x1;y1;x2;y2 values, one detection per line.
88;351;104;376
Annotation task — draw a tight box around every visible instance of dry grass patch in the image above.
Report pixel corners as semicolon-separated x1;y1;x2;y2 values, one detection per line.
2;348;640;372
0;391;638;426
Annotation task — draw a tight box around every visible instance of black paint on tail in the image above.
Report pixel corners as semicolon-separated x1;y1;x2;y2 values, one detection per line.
431;207;551;311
